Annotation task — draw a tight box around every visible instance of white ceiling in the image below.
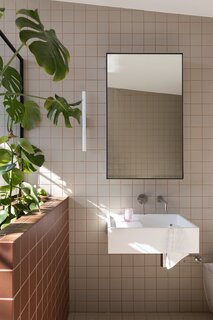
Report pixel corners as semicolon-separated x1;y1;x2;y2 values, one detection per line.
53;0;213;18
107;54;182;95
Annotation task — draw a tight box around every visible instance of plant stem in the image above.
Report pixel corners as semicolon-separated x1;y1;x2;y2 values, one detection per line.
16;147;23;198
0;92;47;101
6;116;10;133
0;43;25;91
1;43;25;75
8;151;14;217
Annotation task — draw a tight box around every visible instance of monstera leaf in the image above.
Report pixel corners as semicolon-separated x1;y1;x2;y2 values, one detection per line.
2;67;22;93
4;96;41;129
0;56;22;94
21;100;41;130
44;95;81;128
16;9;70;81
3;94;24;124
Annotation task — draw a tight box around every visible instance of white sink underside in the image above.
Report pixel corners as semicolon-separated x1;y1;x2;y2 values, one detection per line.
108;214;199;254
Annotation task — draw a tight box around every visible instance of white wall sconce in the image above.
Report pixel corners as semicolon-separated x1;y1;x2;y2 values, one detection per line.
82;90;87;152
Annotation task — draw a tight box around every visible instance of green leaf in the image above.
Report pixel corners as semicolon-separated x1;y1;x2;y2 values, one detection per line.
21;182;39;205
16;9;70;81
0;216;16;230
45;95;81;128
0;163;15;174
3;168;24;186
3;94;24;124
2;66;22;93
29;202;39;211
10;144;17;150
23;160;37;173
22;145;45;168
0;197;12;206
0;8;5;19
0;185;10;194
0;210;8;225
37;188;47;196
0;148;11;164
10;206;18;217
21;100;41;130
0;136;9;144
0;56;3;70
18;138;34;154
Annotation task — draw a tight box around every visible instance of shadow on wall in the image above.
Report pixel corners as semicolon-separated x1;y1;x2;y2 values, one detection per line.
28;166;74;197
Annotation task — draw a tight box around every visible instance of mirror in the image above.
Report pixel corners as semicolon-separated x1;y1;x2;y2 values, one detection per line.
0;30;24;138
107;53;183;179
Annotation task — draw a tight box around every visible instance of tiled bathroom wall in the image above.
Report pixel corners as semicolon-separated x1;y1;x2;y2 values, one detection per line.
1;0;213;313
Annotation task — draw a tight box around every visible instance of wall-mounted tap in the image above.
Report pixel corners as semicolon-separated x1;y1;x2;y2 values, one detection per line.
137;194;148;214
157;195;168;214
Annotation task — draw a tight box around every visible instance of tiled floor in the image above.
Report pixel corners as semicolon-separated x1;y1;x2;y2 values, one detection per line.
69;313;213;320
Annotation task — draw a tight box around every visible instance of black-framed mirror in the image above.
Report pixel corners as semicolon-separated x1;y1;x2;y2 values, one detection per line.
106;53;183;180
0;30;24;138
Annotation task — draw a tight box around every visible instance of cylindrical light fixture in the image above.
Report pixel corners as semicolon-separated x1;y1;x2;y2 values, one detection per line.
82;90;87;152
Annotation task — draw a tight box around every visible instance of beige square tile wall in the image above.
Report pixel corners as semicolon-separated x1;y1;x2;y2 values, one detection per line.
0;0;213;313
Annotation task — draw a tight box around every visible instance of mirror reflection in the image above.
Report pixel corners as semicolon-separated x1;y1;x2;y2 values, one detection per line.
107;53;183;179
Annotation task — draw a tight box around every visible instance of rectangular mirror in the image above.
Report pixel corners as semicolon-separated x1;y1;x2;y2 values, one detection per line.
106;53;183;179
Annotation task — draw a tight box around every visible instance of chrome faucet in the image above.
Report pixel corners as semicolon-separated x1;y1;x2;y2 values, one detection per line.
137;194;148;214
157;195;168;213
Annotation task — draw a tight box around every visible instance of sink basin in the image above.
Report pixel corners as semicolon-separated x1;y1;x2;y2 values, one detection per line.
108;214;199;254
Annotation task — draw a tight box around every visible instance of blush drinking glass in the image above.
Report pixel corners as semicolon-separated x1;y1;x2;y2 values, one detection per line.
124;208;133;222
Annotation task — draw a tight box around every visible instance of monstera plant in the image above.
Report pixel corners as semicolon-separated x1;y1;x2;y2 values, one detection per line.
0;8;81;229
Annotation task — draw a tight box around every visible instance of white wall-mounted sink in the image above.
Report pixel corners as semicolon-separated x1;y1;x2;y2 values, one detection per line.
108;214;199;257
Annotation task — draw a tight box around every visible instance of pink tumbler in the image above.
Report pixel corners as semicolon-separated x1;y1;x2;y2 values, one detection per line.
124;208;133;222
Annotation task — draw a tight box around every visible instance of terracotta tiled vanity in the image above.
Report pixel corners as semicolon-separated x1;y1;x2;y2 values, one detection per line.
0;197;69;320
